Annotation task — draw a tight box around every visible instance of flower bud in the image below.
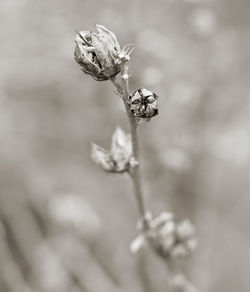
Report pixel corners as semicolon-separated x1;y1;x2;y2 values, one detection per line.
176;219;195;241
91;127;135;173
159;221;176;237
74;25;121;81
129;88;158;119
171;244;189;258
186;238;197;252
151;212;174;229
161;236;175;252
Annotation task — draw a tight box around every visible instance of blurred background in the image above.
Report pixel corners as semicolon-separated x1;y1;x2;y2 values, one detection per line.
1;0;250;291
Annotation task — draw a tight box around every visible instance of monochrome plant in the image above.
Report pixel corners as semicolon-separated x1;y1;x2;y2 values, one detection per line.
74;24;200;292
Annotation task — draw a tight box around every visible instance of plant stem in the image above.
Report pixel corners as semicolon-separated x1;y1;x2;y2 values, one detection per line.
112;61;200;292
112;60;146;218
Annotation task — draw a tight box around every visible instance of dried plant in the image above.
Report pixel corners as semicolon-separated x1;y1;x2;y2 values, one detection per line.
74;24;200;292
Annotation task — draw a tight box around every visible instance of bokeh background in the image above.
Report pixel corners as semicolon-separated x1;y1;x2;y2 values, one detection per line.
1;0;250;291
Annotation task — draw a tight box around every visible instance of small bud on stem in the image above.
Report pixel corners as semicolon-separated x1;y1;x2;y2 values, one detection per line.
129;88;158;119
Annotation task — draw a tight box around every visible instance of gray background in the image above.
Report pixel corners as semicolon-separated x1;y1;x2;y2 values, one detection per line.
0;0;250;291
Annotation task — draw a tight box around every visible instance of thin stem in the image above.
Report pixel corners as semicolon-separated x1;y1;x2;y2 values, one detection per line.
111;61;200;292
111;61;146;218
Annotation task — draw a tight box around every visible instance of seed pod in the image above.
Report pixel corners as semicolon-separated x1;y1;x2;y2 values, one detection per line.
129;88;158;119
74;25;121;81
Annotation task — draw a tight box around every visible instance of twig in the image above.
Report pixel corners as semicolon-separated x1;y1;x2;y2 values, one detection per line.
111;59;146;218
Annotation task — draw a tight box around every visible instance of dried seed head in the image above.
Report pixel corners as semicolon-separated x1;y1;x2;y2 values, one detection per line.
74;25;121;81
129;88;158;119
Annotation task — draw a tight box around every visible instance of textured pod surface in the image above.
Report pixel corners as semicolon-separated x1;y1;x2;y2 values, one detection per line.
74;25;121;81
129;88;158;119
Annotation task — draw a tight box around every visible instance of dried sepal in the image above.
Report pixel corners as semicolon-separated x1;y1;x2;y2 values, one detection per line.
128;156;139;169
91;144;115;172
130;235;146;253
91;127;136;173
111;127;132;171
116;44;135;64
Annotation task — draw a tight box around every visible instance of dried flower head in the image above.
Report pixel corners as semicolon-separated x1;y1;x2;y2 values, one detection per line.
129;88;158;119
74;25;121;81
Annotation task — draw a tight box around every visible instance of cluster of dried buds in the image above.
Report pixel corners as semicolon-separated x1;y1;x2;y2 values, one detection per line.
91;127;138;173
130;212;197;259
74;25;158;121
